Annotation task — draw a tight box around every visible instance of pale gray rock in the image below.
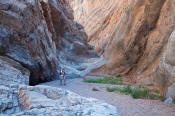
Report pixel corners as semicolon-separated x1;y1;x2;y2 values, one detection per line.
153;29;175;100
0;85;21;114
0;56;29;86
164;97;174;105
166;83;175;101
17;85;119;116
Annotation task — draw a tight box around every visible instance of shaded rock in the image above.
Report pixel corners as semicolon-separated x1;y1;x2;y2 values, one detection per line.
0;0;59;85
92;86;101;91
0;0;97;84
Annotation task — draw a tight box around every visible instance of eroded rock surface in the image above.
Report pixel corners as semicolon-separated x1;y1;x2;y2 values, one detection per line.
0;0;119;115
69;0;175;100
0;60;118;115
0;56;29;114
16;85;118;116
0;0;96;85
0;85;21;115
153;30;175;100
0;56;29;85
0;0;59;85
1;0;175;114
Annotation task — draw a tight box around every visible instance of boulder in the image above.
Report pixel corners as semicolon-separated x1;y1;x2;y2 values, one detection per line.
0;56;29;85
17;85;119;116
92;86;101;91
164;97;174;105
0;85;21;114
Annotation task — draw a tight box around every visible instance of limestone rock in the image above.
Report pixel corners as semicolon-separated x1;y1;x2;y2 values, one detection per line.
164;97;174;105
0;56;29;85
0;0;59;85
0;85;21;114
166;83;175;101
0;60;119;115
0;0;94;85
17;85;119;116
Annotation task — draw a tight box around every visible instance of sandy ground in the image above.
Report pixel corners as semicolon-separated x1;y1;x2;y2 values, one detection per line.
41;76;175;116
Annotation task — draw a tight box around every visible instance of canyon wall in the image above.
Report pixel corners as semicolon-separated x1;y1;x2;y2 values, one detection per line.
69;0;175;98
1;0;175;100
0;0;118;115
0;0;92;85
69;0;129;54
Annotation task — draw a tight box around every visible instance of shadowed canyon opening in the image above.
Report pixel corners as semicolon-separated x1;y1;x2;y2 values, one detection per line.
0;0;175;115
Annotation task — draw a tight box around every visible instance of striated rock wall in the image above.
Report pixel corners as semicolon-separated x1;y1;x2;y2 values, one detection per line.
0;0;93;85
0;0;59;85
0;0;118;112
69;0;175;99
69;0;129;54
103;0;175;97
1;0;175;101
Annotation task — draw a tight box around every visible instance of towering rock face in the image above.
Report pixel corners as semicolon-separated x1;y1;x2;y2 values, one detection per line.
103;0;175;97
69;0;129;54
69;0;175;98
0;1;118;115
0;0;92;85
0;0;59;85
1;0;175;100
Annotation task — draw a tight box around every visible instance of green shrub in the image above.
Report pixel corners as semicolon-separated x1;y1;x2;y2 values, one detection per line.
106;86;165;101
158;96;166;101
119;85;132;93
131;88;149;99
116;74;122;78
84;76;123;85
148;94;166;101
107;87;120;92
154;89;160;94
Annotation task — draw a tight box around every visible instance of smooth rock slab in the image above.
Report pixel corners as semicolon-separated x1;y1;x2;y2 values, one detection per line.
18;85;119;116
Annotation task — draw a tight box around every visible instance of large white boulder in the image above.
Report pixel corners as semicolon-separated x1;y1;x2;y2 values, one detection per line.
17;85;119;116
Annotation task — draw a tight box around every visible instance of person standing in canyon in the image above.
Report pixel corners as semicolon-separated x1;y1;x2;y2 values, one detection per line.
60;68;66;85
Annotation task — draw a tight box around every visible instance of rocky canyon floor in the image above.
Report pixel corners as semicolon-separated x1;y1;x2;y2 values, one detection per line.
42;76;175;116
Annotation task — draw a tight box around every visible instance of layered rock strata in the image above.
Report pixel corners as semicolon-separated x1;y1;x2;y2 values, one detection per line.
69;0;175;100
0;0;93;85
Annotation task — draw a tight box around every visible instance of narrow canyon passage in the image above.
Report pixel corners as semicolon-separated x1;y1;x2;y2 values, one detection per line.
1;0;175;115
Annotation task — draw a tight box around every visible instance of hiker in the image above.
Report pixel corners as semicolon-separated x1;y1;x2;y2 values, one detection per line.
60;68;66;85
